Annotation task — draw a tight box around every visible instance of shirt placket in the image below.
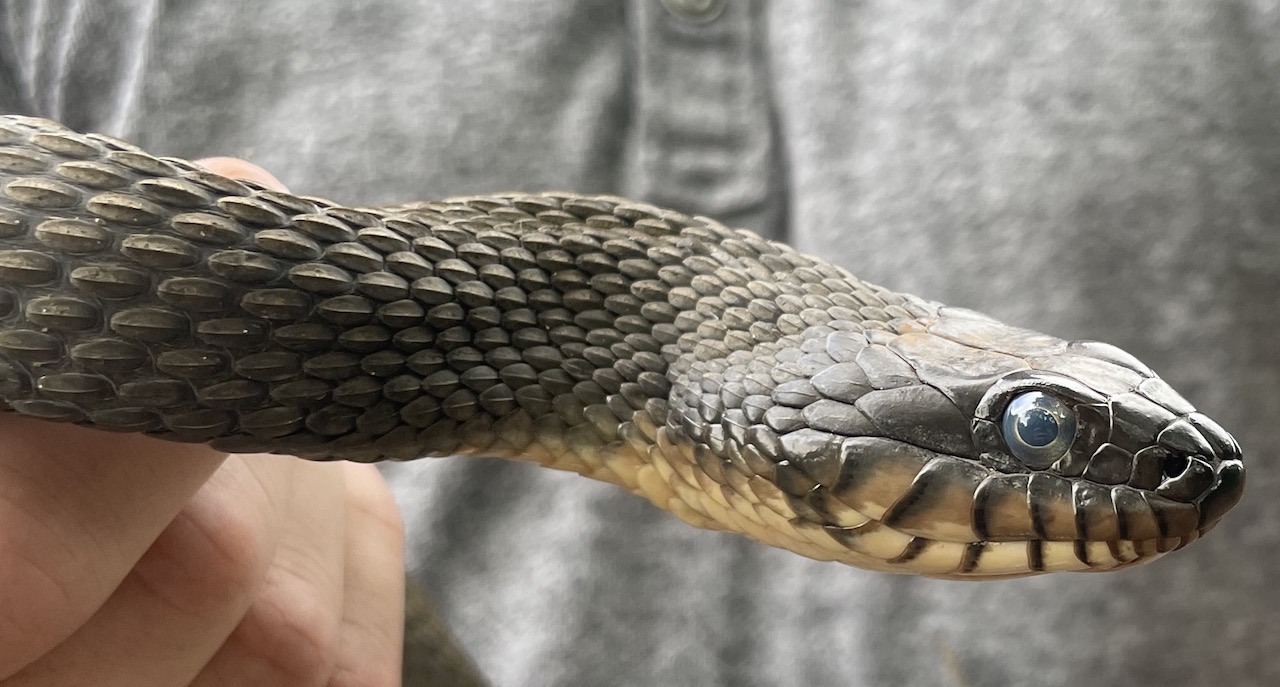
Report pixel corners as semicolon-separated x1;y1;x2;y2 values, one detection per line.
625;0;784;239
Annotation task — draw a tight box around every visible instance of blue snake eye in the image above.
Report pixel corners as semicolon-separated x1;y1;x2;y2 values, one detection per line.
1001;391;1077;469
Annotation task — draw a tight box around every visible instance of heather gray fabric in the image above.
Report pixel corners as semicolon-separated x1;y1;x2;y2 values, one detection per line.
2;1;1276;685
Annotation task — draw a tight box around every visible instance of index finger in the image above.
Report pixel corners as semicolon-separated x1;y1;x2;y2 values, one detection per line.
0;157;289;678
0;417;227;677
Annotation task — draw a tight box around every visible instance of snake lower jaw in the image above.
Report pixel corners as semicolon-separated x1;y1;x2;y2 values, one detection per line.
635;425;1244;577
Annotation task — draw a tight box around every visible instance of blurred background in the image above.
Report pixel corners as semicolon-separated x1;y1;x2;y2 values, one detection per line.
3;1;1276;685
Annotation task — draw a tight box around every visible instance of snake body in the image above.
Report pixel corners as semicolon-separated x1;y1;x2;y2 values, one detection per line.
0;115;1245;578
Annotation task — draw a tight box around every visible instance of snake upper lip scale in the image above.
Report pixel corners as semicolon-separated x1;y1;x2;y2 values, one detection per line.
0;115;1245;578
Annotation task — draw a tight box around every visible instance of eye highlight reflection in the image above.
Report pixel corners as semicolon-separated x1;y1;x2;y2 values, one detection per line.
1002;391;1078;468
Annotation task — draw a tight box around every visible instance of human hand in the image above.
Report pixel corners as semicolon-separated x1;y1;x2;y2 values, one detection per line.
0;159;405;686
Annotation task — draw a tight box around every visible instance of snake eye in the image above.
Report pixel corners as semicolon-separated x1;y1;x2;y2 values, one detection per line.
1001;391;1077;469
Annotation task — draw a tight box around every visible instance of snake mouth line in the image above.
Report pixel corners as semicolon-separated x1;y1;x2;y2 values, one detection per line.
913;536;1192;578
650;426;1241;576
922;455;1239;576
780;518;1196;577
798;491;1225;577
729;433;1243;576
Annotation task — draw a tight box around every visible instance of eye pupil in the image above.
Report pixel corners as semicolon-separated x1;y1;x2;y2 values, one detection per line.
1016;408;1059;447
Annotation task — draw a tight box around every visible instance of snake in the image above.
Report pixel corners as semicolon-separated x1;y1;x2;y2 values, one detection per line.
0;115;1246;582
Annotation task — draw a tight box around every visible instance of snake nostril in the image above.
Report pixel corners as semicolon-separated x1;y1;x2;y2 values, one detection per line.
1163;454;1190;481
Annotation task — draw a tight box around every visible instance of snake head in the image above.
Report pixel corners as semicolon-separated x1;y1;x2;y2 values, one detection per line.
687;301;1245;578
944;306;1242;554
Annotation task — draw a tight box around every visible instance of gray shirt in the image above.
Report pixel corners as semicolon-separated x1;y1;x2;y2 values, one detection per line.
2;1;1275;685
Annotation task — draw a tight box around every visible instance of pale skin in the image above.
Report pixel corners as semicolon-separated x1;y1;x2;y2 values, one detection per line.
0;159;406;686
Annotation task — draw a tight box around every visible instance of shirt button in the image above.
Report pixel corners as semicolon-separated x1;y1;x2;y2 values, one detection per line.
660;0;727;23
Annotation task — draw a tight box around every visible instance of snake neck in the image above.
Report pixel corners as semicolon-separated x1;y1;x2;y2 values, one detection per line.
0;114;946;561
